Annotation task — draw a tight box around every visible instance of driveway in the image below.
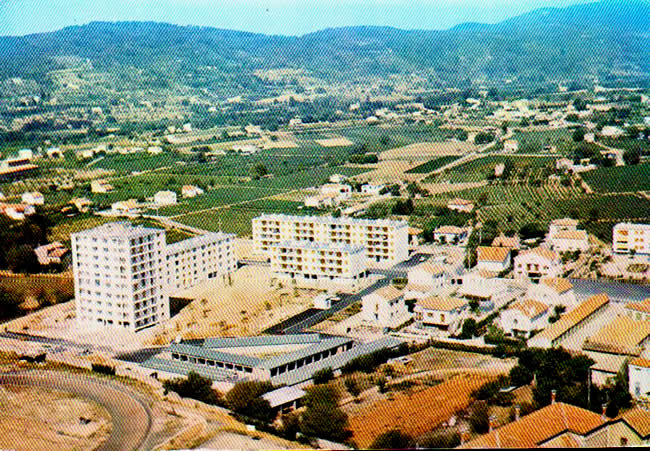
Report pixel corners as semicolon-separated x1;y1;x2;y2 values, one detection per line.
0;370;152;451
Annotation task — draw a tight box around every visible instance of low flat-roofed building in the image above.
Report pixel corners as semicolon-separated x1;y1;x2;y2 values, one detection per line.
362;285;411;329
528;293;610;349
181;185;204;198
21;191;44;205
262;385;306;415
500;299;550;338
154;190;177;206
405;262;447;299
476;246;511;273
548;218;579;237
0;203;36;220
583;315;650;357
414;295;468;334
111;199;140;215
140;334;403;386
91;179;113;193
70;197;92;213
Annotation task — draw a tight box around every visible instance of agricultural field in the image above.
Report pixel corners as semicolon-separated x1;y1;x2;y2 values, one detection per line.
404;155;462;174
509;129;572;153
581;163;650;193
424;155;556;183
348;374;494;448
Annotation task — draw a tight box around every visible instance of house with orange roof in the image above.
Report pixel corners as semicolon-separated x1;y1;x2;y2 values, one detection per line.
447;197;475;213
492;233;521;250
476;246;511;273
500;299;550;338
527;277;577;309
413;295;469;334
514;246;561;282
527;293;610;349
0;202;36;220
461;400;650;448
361;285;411;329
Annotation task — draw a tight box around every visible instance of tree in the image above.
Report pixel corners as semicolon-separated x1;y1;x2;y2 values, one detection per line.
0;287;22;321
460;318;478;339
623;148;641;166
250;162;268;179
572;128;585;142
469;401;490;434
300;385;349;442
344;377;362;399
6;245;40;274
225;380;274;422
312;367;334;385
163;371;221;405
519;222;545;240
370;430;414;449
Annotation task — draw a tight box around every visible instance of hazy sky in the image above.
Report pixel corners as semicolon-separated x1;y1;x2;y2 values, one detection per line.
0;0;597;37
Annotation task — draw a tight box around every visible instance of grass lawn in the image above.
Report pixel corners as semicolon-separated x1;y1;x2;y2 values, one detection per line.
581;163;650;193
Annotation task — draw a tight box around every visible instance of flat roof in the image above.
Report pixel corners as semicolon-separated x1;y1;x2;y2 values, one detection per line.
72;221;164;239
168;342;262;368
260;336;353;369
262;386;306;408
204;334;322;349
254;213;408;229
140;357;233;381
166;231;235;253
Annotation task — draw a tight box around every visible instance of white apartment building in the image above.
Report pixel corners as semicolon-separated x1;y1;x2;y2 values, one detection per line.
269;240;367;287
362;285;411;329
253;214;409;266
72;222;169;333
613;223;650;255
166;232;236;292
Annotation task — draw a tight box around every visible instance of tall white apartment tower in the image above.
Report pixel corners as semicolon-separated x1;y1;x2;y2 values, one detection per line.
72;222;169;333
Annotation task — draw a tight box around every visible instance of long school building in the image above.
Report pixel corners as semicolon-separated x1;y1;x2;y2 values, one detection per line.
252;214;409;266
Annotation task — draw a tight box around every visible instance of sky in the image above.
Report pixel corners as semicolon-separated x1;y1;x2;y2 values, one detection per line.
0;0;597;37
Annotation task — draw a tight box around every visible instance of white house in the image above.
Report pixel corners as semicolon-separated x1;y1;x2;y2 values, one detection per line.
629;357;650;400
0;203;36;220
548;218;579;237
361;183;385;196
154;190;178;206
405;262;447;299
21;191;44;205
181;185;204;198
600;126;624;138
320;183;352;199
46;147;64;159
329;174;348;184
304;193;339;209
528;278;577;309
492;233;521;250
514;247;562;282
433;225;469;244
503;140;519;153
500;299;550;338
362;285;411;329
111;199;140;215
414;295;469;334
548;230;590;253
147;146;163;155
447;198;475;213
476;246;511;273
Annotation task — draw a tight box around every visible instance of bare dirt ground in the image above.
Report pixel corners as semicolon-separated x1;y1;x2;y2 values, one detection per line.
419;180;488;195
0;385;111;451
200;431;290;450
150;265;321;343
316;136;355;147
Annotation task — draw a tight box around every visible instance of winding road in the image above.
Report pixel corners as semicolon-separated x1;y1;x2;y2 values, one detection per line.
0;371;152;451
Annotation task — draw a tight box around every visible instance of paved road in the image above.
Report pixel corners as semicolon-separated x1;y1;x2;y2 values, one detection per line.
263;253;426;334
0;370;152;451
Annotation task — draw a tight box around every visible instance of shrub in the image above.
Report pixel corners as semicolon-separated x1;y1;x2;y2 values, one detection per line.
312;367;334;385
91;363;115;375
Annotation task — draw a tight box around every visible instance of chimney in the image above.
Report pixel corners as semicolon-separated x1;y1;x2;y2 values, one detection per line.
515;404;521;421
601;403;608;421
489;415;497;433
551;389;557;404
